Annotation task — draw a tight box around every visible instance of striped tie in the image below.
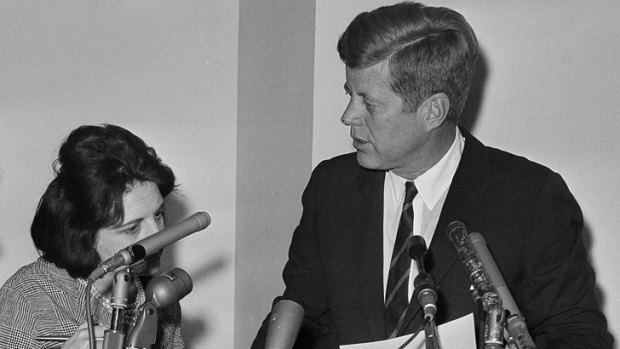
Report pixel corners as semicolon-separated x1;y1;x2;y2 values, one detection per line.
385;181;417;338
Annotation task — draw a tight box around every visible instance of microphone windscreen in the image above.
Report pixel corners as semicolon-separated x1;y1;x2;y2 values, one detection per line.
407;235;427;260
146;268;193;309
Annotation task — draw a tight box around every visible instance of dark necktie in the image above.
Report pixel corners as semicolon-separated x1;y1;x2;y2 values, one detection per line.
385;181;417;338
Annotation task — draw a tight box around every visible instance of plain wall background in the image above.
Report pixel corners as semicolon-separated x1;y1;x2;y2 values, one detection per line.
0;1;240;347
1;1;618;348
235;1;315;348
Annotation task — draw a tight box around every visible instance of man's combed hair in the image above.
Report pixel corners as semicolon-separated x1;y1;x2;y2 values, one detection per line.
337;2;478;122
31;124;176;279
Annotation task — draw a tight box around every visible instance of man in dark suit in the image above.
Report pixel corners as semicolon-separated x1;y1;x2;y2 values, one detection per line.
252;2;613;348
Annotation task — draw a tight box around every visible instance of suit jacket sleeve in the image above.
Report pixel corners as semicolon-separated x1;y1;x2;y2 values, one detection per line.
514;171;613;348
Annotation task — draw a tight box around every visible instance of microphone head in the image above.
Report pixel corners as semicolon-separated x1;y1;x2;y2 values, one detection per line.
266;300;305;349
468;232;485;245
145;268;193;308
193;211;211;230
408;235;427;261
446;220;468;242
447;220;466;233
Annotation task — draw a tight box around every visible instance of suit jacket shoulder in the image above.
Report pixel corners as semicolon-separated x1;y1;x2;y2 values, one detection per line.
437;129;613;348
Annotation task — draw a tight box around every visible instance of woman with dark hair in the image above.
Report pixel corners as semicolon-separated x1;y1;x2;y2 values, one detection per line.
0;124;184;348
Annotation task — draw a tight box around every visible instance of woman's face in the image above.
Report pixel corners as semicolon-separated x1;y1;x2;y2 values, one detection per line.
95;181;165;276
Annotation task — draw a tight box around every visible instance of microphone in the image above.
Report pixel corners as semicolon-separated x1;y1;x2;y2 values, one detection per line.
408;235;428;272
265;299;305;349
447;221;505;349
469;233;537;349
408;235;438;322
89;211;211;281
126;268;193;348
145;267;193;308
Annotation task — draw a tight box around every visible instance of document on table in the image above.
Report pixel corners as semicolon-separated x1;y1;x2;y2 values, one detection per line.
340;313;475;349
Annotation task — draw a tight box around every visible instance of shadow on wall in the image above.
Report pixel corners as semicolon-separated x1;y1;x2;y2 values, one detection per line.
181;255;227;347
160;191;226;347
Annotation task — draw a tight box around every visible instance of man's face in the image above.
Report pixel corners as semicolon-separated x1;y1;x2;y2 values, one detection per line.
342;60;428;176
95;180;165;276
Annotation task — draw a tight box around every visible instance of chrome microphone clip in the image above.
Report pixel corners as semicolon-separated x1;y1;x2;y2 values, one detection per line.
469;232;537;349
102;270;132;349
447;221;505;349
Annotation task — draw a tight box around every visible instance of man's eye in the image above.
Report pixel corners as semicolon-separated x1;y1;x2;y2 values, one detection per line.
366;102;377;112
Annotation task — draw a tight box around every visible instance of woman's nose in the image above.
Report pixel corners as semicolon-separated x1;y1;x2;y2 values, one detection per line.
141;217;164;239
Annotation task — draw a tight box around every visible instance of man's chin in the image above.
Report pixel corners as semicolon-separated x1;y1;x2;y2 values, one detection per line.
356;152;382;170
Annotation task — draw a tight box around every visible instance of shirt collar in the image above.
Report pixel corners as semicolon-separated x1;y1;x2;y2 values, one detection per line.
388;127;465;209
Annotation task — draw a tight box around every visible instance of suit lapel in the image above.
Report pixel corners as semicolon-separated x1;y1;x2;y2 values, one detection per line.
350;130;493;339
402;129;492;333
430;130;491;283
352;168;387;340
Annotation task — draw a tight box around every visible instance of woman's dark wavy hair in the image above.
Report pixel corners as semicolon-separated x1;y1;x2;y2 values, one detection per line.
337;1;478;123
31;124;176;279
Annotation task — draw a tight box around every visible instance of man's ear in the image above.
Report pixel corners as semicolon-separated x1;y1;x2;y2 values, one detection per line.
419;93;450;132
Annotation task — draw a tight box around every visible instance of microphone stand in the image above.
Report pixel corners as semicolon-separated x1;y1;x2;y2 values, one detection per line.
103;269;131;349
413;273;440;349
125;302;159;349
408;236;441;349
423;318;440;349
88;263;193;349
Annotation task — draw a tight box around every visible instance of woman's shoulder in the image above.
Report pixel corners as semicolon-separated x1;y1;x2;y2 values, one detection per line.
0;259;84;344
2;259;44;288
1;258;76;295
0;259;53;324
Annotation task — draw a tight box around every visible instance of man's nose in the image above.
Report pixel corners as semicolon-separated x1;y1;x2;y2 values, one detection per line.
341;102;363;126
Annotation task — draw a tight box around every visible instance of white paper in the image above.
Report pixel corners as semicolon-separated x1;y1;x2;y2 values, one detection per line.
340;313;475;349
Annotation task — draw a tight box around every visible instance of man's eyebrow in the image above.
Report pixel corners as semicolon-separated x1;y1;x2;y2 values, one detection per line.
344;84;368;99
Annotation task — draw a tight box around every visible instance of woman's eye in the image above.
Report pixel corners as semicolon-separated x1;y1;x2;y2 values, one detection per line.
155;210;164;221
123;224;141;236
